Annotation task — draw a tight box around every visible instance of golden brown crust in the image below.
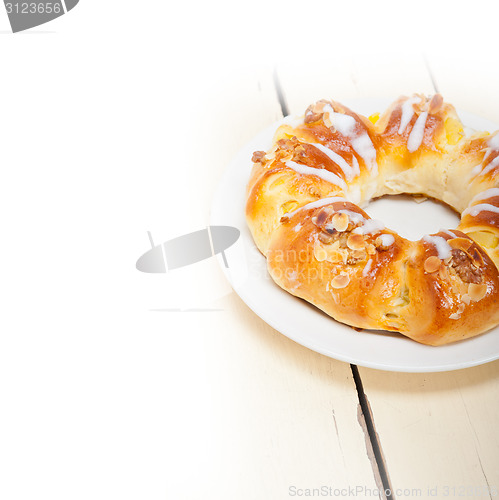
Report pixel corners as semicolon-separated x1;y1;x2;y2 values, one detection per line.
246;94;499;346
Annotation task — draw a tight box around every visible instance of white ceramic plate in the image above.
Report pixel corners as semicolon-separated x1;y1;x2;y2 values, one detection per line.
210;99;499;372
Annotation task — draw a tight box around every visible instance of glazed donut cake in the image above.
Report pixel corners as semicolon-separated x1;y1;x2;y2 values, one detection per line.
245;94;499;346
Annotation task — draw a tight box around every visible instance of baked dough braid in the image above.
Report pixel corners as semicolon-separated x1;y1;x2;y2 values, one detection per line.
245;94;499;345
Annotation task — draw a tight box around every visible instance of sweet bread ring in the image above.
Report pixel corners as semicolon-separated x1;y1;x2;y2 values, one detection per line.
245;94;499;345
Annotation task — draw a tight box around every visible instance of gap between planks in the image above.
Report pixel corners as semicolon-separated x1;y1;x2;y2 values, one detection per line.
272;68;394;500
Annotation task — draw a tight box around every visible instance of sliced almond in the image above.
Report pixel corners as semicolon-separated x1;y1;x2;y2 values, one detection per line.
470;248;484;267
323;115;333;128
347;233;365;251
438;264;449;281
328;251;345;264
462;293;471;305
458;281;469;296
330;241;341;252
428;94;444;114
448;237;473;252
313;100;328;114
314;243;328;262
424;256;442;274
468;283;488;302
331;212;349;232
352;249;367;260
316;207;334;226
366;244;377;255
331;274;350;289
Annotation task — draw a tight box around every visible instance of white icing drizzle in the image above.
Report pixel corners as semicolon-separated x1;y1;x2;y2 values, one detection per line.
323;105;378;174
293;223;302;232
282;196;347;219
471;163;484;177
324;106;356;135
352;218;385;235
488;132;499;150
379;234;395;247
441;229;458;239
310;143;360;181
337;209;365;224
423;235;452;260
351;134;378;174
470;133;499;178
362;258;373;277
398;95;422;135
462;203;499;218
407;111;428;153
470;188;499;204
285;160;347;190
478;156;499;177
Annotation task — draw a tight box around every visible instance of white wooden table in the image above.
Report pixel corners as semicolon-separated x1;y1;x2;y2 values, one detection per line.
196;55;499;499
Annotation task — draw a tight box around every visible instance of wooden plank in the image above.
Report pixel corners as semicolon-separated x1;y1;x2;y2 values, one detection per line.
358;363;499;497
360;56;499;497
277;52;435;117
278;52;499;497
426;52;499;124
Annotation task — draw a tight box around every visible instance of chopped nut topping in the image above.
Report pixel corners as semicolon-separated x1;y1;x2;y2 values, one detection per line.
375;235;393;251
304;110;323;124
324;224;338;235
331;212;349;232
252;151;266;163
347;233;365;251
316;208;331;227
318;232;334;244
347;249;367;265
313;101;329;113
323;115;333;128
331;274;350;289
468;283;488;302
424;256;441;274
448;237;473;252
450;249;483;283
449;301;466;320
